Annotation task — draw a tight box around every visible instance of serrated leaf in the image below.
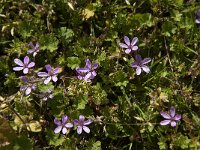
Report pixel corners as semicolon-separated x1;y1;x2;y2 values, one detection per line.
39;34;59;52
66;57;81;69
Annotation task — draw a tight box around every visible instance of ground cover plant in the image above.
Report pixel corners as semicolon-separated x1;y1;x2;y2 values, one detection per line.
0;0;200;149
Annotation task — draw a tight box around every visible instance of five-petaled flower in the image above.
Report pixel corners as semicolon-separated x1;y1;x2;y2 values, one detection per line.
27;42;40;57
119;36;138;54
37;64;61;84
20;76;37;95
131;54;151;75
54;115;73;134
13;56;35;74
160;106;181;127
39;89;54;101
74;115;93;134
76;59;98;82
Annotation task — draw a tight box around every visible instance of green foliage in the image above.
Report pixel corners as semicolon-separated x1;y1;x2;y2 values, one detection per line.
0;0;200;149
39;34;59;52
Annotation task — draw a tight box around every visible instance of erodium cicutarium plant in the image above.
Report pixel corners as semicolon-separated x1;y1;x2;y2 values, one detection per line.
119;36;138;54
37;64;61;84
54;115;73;134
76;58;98;82
131;54;151;75
13;56;35;74
74;115;93;134
160;106;181;127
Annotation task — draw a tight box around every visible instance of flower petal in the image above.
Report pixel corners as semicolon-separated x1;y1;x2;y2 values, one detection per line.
84;119;93;125
124;36;130;46
196;18;200;24
21;76;28;82
53;68;60;74
142;58;151;64
160;112;171;119
77;126;83;134
79;115;85;122
20;86;26;91
33;52;37;57
28;62;35;68
160;120;171;126
35;42;40;48
65;123;73;128
52;75;58;82
83;126;90;133
44;76;51;84
85;72;93;80
38;72;49;77
119;43;128;48
43;97;48;101
142;65;150;73
93;63;99;69
45;64;52;72
13;67;24;71
131;62;138;68
73;119;79;125
24;56;30;65
131;46;138;51
174;114;181;121
25;87;31;95
125;49;131;54
171;121;176;127
136;67;142;75
62;115;68;124
27;49;34;54
28;42;34;48
76;67;90;73
54;119;61;126
85;59;91;68
131;37;138;46
91;71;97;77
54;126;62;134
62;127;67;134
23;68;29;74
14;59;24;66
135;54;142;62
170;107;176;117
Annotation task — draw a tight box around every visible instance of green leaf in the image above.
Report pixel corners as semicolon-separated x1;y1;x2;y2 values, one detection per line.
39;34;59;52
66;57;81;69
77;95;88;110
58;27;74;45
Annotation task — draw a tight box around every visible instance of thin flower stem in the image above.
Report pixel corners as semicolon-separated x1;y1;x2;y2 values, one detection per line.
8;105;31;131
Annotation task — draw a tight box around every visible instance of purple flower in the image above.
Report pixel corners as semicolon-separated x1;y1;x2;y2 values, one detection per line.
131;54;151;75
13;56;35;74
37;64;61;84
119;36;138;54
195;10;200;24
54;115;73;134
27;42;40;57
74;115;93;134
20;76;37;95
76;59;98;82
160;106;181;127
39;89;54;101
